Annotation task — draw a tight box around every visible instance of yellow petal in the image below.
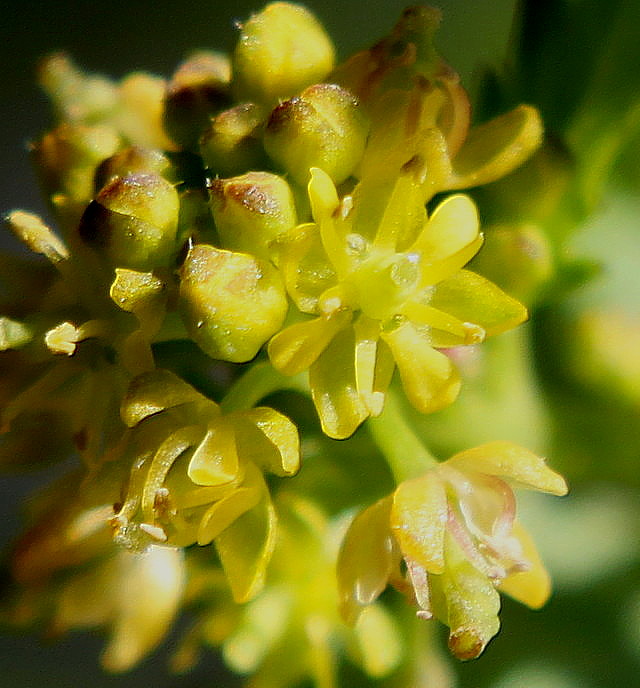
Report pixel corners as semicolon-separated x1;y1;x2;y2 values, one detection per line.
187;421;239;486
381;320;461;414
430;269;528;337
268;311;351;376
308;166;340;222
309;326;369;439
279;222;336;313
121;369;211;427
498;521;552;609
337;497;395;625
372;169;428;252
449;104;543;189
197;485;262;546
215;470;277;603
391;473;448;574
232;406;300;476
102;546;185;672
447;441;568;496
142;424;205;522
410;194;480;275
308;167;349;276
352;604;403;678
110;267;166;332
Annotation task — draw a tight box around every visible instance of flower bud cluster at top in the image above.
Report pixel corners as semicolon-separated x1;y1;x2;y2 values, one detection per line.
0;2;566;682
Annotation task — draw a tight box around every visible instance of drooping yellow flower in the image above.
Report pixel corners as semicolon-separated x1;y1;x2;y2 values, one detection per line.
337;441;568;660
269;168;527;438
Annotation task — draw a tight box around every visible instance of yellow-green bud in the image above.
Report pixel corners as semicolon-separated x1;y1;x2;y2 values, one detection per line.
163;51;231;150
199;103;267;177
208;172;297;260
32;123;121;205
79;173;179;270
38;52;118;124
264;83;369;185
233;2;335;106
179;243;288;362
93;146;171;192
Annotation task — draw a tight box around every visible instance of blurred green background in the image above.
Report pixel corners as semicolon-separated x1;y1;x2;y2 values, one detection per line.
2;1;640;687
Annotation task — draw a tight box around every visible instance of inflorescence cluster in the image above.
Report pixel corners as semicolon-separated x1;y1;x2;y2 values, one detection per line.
0;4;567;685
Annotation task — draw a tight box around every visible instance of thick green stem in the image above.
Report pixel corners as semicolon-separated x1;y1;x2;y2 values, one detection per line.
368;386;438;484
220;360;308;412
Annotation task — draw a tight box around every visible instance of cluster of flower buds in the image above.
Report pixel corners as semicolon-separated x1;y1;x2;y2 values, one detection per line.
0;3;566;684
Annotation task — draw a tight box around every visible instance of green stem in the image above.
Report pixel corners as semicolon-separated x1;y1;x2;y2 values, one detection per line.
368;386;438;483
220;360;308;412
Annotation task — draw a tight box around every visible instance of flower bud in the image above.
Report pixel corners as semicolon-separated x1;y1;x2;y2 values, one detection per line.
208;171;297;260
233;2;335;106
38;52;118;124
116;72;177;151
79;173;179;270
32;123;121;206
179;243;288;362
264;84;369;186
163;51;231;150
93;146;171;192
199;103;267;177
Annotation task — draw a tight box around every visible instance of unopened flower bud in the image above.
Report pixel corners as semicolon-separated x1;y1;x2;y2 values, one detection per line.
233;2;335;106
208;171;297;260
199;103;267;177
38;52;118;123
264;83;369;186
93;146;171;192
32;123;120;205
179;243;288;362
116;72;177;151
79;173;179;270
163;51;231;150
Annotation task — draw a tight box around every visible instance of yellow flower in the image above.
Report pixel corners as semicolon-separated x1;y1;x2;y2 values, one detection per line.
111;369;300;603
337;441;568;660
269;168;527;438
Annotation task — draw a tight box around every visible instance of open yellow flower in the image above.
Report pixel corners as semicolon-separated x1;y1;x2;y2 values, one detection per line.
111;369;300;603
269;168;527;438
337;441;568;660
